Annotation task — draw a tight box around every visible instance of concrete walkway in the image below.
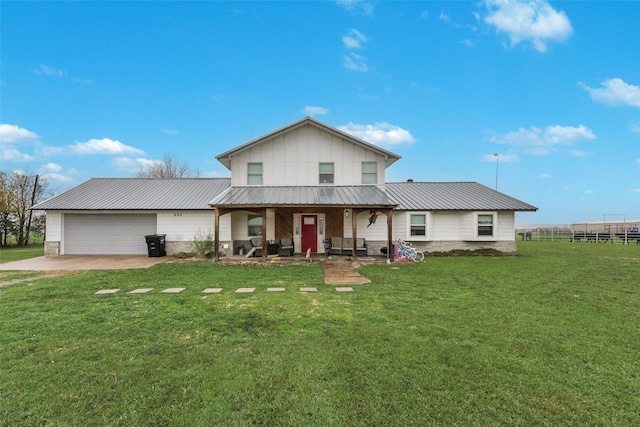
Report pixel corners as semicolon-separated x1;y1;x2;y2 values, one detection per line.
322;261;371;285
0;255;169;271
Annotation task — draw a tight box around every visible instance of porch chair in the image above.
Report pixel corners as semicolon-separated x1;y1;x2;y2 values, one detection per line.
249;237;263;257
278;238;294;257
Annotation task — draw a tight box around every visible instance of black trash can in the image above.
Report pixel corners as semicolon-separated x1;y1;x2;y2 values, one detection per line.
145;234;166;257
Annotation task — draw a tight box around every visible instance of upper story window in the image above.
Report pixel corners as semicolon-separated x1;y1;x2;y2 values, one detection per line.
362;161;377;184
247;163;263;185
477;214;494;236
319;163;334;184
410;214;426;236
248;214;263;237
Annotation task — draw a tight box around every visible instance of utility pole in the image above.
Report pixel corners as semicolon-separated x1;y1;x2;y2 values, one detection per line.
25;174;39;246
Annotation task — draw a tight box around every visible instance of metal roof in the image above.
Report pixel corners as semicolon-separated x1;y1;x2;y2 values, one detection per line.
215;116;401;169
209;185;398;208
32;178;231;210
385;182;538;211
32;179;536;212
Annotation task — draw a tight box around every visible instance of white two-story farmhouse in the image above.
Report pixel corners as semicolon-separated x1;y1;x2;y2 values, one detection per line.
33;117;537;259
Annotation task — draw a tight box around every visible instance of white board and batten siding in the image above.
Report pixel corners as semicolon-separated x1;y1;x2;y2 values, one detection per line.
54;211;230;255
230;125;386;187
392;211;517;242
156;211;230;241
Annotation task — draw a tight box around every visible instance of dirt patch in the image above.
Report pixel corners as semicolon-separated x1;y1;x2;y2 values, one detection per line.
0;271;77;288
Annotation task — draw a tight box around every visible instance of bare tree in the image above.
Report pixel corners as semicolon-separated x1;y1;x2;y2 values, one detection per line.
6;170;50;246
0;171;13;246
136;153;199;178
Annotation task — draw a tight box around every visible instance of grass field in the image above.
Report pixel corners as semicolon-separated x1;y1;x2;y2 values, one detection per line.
0;245;44;263
1;242;639;425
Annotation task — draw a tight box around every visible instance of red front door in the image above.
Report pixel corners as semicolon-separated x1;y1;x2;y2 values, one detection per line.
301;215;318;253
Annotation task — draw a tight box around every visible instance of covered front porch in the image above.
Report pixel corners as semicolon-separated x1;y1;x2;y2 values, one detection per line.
210;186;398;262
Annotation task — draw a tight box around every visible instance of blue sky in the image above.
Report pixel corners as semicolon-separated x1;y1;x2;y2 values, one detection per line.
1;0;639;225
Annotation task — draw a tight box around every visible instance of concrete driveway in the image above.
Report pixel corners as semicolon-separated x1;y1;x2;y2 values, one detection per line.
0;255;170;271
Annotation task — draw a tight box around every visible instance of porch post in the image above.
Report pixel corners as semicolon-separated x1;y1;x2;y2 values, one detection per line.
262;207;268;262
351;208;358;259
387;208;393;262
214;207;220;262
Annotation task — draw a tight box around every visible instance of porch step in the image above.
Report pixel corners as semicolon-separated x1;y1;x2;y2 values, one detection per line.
322;261;371;285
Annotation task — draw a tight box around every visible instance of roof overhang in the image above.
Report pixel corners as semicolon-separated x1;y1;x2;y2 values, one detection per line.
209;185;398;209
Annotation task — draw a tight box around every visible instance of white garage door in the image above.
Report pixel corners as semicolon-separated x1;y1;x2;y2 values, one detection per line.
64;214;157;255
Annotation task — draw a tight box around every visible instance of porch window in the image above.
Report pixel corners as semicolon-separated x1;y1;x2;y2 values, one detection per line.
247;163;263;185
362;161;377;184
319;163;334;184
410;214;426;236
248;214;263;237
477;214;494;236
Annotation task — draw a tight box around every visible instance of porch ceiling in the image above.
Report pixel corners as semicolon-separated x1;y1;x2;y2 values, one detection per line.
209;185;397;209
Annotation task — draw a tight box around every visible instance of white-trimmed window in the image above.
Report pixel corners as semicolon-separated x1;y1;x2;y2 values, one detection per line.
477;214;495;236
362;161;377;184
410;214;426;236
319;163;334;184
247;163;263;185
248;214;263;237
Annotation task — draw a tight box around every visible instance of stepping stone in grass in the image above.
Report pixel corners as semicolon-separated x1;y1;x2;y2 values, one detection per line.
94;289;119;294
202;288;223;293
236;288;255;293
299;287;317;292
128;288;153;294
335;287;354;292
161;288;185;293
267;287;286;292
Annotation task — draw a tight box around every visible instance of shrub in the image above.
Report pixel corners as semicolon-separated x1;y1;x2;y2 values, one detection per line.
191;229;214;258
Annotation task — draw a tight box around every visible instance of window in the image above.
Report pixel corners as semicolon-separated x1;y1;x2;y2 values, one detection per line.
247;163;263;185
410;214;426;236
248;214;263;237
477;214;494;236
362;161;377;184
319;163;334;184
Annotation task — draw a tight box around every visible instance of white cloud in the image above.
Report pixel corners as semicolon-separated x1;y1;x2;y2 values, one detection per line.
492;125;596;155
161;128;178;135
303;105;329;116
569;150;592;157
69;138;144;155
1;148;35;162
112;157;153;173
0;124;39;144
483;0;573;52
631;188;640;193
631;124;640;133
336;0;374;16
540;173;552;179
38;162;76;182
342;29;368;49
34;64;65;77
338;122;415;148
343;53;369;72
579;78;640;108
439;10;450;22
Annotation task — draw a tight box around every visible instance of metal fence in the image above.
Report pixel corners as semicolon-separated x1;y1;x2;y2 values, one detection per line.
516;229;640;244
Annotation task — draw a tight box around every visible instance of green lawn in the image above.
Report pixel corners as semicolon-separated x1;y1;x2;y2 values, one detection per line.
0;245;44;263
1;242;639;426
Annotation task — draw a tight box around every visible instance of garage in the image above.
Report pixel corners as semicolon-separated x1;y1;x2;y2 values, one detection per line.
64;214;157;255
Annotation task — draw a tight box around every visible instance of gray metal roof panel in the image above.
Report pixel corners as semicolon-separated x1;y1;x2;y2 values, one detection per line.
385;182;537;211
32;178;231;210
209;185;397;208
